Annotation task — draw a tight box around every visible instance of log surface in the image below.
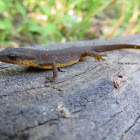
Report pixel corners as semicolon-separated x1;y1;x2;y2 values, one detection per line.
0;34;140;140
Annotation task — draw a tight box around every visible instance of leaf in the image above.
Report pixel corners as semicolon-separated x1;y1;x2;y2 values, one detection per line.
78;22;91;40
0;1;7;13
42;24;62;38
16;1;26;18
54;16;78;24
0;18;12;30
38;3;52;16
28;24;43;34
88;0;102;12
16;25;25;33
0;21;6;30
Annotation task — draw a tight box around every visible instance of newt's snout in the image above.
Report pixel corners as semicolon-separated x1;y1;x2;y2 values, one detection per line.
0;47;39;67
0;49;19;64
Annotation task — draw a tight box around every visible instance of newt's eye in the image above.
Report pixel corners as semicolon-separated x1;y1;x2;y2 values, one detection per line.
8;54;18;60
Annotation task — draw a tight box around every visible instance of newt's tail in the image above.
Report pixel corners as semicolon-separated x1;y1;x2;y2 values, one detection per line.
93;44;140;52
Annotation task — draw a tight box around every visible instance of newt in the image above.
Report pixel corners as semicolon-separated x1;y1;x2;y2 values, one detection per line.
0;44;140;81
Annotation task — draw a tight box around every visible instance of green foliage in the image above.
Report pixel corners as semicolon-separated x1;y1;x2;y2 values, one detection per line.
0;0;140;47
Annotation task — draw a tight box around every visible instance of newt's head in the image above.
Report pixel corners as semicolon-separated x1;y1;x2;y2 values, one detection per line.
0;47;38;66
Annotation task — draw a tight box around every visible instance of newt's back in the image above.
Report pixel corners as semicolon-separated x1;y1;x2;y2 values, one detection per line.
0;46;89;69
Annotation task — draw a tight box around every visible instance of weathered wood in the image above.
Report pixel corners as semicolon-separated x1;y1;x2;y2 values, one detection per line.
0;34;140;140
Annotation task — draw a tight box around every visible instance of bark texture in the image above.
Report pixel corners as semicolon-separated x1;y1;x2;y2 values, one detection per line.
0;34;140;140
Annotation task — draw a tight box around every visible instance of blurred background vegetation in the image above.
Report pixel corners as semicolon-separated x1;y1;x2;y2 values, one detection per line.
0;0;140;48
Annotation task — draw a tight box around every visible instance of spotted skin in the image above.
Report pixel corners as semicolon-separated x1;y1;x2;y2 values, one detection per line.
0;44;140;81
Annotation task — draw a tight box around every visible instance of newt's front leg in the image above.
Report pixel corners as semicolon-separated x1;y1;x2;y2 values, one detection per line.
38;62;58;82
80;51;105;61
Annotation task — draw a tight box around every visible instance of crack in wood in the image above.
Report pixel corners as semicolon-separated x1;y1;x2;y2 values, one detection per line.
125;115;140;134
121;115;140;140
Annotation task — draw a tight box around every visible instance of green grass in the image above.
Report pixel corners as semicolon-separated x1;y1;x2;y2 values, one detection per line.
0;0;140;47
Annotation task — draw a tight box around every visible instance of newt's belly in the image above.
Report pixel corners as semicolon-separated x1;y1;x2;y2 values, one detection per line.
38;59;79;69
11;59;79;69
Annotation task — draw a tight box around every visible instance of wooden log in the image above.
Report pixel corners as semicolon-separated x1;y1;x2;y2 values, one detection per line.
0;34;140;140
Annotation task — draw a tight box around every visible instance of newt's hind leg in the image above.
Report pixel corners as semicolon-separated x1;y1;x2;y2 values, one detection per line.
38;61;58;83
80;51;106;61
